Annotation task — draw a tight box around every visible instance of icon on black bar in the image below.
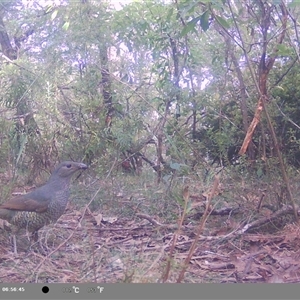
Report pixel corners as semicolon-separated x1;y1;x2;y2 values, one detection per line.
41;286;49;294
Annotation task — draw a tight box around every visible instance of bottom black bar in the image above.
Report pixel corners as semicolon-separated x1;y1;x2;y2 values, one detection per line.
0;283;299;300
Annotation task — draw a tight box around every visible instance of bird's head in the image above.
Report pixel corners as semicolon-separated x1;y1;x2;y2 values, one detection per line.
49;161;88;181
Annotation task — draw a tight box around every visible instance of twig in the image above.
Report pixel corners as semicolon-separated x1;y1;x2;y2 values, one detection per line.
162;186;190;282
256;193;265;212
136;213;164;226
142;245;167;278
177;176;219;282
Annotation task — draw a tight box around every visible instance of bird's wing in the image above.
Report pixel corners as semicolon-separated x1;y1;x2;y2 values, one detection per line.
0;195;50;213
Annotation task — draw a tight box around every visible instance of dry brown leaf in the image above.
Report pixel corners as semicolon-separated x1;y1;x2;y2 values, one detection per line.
103;216;118;224
93;213;103;226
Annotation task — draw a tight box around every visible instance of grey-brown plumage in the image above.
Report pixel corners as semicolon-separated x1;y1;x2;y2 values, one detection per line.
0;161;87;253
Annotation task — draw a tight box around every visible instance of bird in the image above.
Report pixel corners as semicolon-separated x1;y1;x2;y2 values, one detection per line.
0;161;88;254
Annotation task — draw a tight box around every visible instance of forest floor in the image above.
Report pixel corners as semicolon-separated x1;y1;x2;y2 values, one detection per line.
1;167;300;283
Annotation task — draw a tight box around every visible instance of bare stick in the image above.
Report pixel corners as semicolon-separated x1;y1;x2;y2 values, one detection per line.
177;176;219;283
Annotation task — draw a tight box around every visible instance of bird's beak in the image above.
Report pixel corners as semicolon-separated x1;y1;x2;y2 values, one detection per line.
77;163;88;170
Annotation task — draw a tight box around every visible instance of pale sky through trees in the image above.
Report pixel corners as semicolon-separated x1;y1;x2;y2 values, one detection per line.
22;0;134;8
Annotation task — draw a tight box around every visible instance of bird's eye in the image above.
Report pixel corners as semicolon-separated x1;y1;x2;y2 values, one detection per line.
66;164;72;168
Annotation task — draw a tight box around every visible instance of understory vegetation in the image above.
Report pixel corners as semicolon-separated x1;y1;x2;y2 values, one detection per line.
1;0;300;283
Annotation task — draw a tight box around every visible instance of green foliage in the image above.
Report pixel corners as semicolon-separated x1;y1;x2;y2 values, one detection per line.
0;0;299;184
214;15;230;29
271;67;300;167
